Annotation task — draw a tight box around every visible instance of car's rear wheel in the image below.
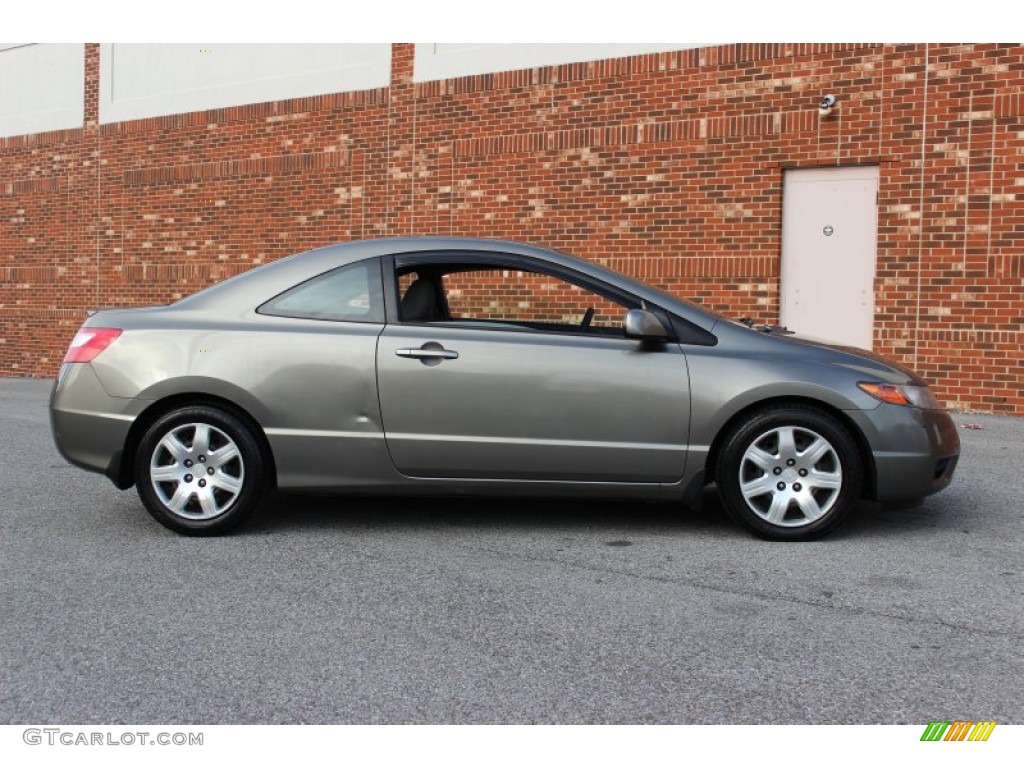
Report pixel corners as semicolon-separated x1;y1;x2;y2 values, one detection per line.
715;405;863;540
134;405;267;535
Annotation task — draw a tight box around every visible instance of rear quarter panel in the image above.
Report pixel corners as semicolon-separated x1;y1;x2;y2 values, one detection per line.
88;314;396;489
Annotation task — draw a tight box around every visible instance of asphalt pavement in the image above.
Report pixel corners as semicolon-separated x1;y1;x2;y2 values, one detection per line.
1;378;1021;724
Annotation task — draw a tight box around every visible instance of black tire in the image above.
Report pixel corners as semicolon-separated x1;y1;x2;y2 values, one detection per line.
714;405;863;541
134;405;269;536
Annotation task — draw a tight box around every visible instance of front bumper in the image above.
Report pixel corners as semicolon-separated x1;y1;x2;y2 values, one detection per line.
848;404;960;502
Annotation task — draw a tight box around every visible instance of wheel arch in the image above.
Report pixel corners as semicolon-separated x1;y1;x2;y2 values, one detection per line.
112;393;277;491
704;396;876;500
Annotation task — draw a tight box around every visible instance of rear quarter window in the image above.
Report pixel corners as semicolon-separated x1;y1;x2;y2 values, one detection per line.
258;260;384;323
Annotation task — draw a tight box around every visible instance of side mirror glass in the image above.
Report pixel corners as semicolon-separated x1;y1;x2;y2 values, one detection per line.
624;309;670;341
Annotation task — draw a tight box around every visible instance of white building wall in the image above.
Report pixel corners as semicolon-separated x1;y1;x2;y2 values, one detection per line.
99;43;392;124
0;44;84;138
1;44;702;137
413;43;697;83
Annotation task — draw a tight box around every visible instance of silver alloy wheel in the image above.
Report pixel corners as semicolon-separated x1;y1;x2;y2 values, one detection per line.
149;422;245;520
737;425;843;527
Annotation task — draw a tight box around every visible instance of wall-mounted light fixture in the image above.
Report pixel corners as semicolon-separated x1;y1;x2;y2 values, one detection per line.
818;94;838;117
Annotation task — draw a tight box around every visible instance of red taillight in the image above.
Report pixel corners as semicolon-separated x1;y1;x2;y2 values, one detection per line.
63;328;122;363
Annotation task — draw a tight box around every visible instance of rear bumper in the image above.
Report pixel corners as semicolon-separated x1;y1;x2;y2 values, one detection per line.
50;364;140;486
849;405;960;502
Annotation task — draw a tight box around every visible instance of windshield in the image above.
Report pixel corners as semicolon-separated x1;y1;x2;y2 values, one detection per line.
566;252;730;327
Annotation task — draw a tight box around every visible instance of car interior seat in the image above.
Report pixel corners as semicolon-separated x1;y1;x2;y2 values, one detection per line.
400;277;445;322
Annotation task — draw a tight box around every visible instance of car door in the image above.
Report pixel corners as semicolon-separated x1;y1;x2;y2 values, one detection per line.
375;253;691;483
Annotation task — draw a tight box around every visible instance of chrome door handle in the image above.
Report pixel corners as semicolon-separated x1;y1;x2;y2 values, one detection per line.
395;347;459;360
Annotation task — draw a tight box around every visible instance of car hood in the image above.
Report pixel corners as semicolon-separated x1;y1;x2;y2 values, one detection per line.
716;321;927;386
780;331;925;385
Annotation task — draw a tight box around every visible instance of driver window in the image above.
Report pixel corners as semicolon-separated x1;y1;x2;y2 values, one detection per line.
397;265;631;335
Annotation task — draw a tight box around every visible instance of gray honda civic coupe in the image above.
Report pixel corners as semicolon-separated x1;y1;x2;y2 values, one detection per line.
50;237;959;540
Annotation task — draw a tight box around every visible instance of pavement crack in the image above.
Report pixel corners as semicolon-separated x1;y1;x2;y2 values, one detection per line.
452;542;1024;641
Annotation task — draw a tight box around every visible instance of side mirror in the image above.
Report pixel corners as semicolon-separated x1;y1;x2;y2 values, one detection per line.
624;309;671;341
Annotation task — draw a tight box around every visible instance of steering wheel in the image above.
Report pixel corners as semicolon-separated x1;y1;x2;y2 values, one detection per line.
580;307;595;330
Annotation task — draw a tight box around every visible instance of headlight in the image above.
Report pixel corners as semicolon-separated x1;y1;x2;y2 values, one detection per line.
858;382;943;409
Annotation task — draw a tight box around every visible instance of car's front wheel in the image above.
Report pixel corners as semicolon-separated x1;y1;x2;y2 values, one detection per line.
134;405;268;535
715;405;863;540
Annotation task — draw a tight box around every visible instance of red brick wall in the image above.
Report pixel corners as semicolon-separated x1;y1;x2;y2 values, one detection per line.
1;43;1022;412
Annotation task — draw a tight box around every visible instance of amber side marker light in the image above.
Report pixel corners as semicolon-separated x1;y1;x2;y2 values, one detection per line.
858;382;910;405
63;328;122;363
858;381;943;410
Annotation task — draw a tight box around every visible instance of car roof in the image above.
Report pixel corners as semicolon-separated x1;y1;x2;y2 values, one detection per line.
174;237;721;330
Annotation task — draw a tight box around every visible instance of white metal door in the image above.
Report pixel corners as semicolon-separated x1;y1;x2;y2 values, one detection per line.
780;166;879;349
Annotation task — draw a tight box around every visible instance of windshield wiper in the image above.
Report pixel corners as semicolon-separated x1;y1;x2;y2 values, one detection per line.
738;317;795;335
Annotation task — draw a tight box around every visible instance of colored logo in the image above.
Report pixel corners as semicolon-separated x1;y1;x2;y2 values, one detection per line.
920;721;997;742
